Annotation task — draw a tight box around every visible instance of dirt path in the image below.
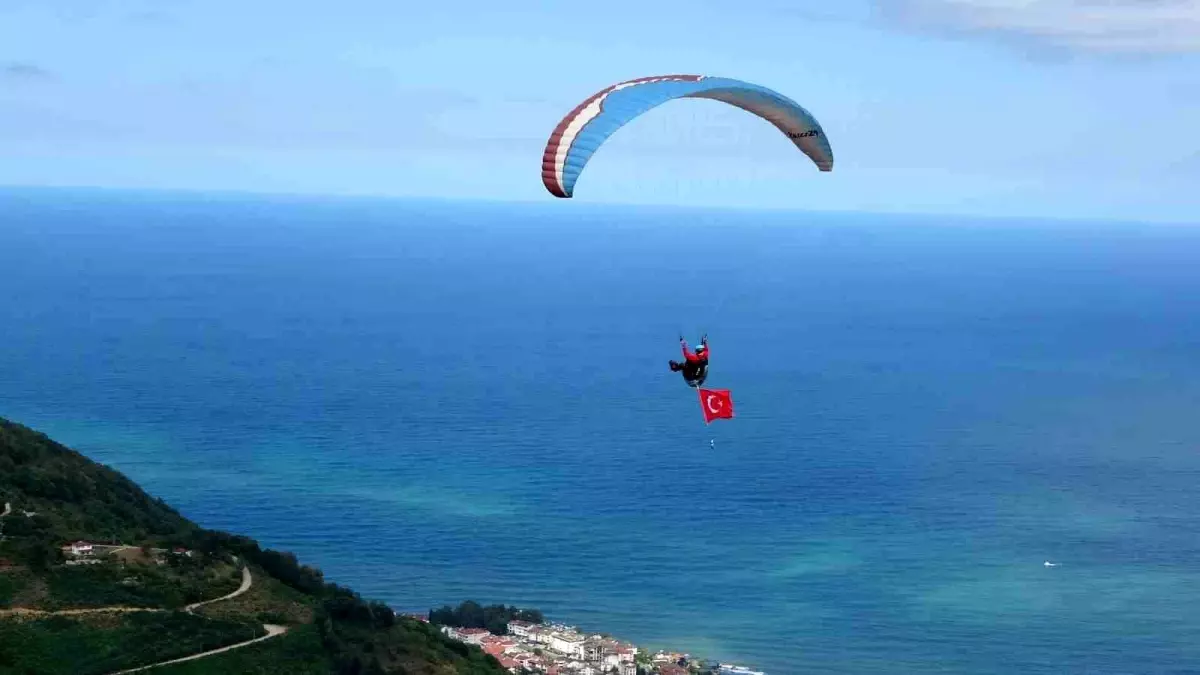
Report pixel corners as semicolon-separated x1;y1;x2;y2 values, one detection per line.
1;562;289;672
0;606;162;617
0;566;251;618
97;567;290;674
103;624;289;675
185;565;251;613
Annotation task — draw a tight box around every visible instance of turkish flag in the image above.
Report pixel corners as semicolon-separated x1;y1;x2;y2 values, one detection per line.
698;388;734;424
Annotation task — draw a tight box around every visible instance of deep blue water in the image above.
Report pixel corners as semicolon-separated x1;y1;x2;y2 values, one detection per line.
3;187;1200;674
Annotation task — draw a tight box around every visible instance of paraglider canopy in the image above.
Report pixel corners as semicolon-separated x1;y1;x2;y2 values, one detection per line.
542;74;834;198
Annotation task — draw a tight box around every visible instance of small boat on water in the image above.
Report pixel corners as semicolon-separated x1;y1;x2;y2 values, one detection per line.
719;665;766;675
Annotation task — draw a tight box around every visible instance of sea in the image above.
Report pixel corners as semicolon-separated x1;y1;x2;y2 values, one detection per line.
2;186;1199;674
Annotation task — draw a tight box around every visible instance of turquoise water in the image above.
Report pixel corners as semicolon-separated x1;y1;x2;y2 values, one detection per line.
2;187;1200;673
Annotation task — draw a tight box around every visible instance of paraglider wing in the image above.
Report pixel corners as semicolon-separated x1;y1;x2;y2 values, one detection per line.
541;74;834;198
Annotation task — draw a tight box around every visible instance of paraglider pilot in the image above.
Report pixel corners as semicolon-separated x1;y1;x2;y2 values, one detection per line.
669;334;709;387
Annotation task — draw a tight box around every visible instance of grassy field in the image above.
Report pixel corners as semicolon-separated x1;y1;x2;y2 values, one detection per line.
193;564;316;626
0;611;264;675
152;624;333;675
0;557;243;611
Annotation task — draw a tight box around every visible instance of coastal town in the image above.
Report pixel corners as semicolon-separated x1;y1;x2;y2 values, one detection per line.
412;613;767;675
5;502;769;675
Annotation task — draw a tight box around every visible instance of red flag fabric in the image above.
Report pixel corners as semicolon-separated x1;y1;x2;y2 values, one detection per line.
698;388;734;424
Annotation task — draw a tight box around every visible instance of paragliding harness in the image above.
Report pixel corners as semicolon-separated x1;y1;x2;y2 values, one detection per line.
672;359;708;388
667;334;734;437
670;337;709;388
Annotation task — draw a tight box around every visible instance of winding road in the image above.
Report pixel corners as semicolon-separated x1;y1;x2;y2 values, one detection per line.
184;566;252;613
104;624;289;675
0;606;162;617
97;566;291;674
0;556;290;673
0;566;254;619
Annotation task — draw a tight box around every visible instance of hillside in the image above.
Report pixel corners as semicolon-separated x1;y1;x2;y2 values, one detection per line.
0;417;510;675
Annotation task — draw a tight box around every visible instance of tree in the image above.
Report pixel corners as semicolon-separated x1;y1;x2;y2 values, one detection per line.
426;600;544;634
22;540;59;571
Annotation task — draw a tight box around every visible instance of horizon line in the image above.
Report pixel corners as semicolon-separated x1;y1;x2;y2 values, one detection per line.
1;182;1195;228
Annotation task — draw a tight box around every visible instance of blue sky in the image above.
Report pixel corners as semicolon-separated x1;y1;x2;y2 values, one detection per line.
1;0;1198;222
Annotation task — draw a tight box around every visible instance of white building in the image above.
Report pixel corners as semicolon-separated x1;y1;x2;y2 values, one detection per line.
583;639;607;663
64;541;94;557
615;645;637;663
528;626;551;645
550;631;586;658
507;620;535;638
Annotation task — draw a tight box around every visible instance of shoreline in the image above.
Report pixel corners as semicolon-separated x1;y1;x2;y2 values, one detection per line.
406;612;767;675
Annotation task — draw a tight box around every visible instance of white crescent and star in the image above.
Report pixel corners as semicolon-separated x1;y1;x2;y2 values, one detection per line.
706;395;723;414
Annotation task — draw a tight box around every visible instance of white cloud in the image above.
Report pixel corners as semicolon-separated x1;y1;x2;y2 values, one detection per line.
877;0;1200;54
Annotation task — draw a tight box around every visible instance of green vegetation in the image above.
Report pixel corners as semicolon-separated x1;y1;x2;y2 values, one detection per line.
0;420;194;548
193;566;316;626
153;624;333;675
0;612;263;675
26;558;242;610
0;417;510;675
428;600;545;635
154;619;513;675
317;611;508;675
0;573;24;606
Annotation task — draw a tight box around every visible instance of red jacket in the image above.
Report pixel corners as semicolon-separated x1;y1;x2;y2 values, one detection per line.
681;340;709;362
